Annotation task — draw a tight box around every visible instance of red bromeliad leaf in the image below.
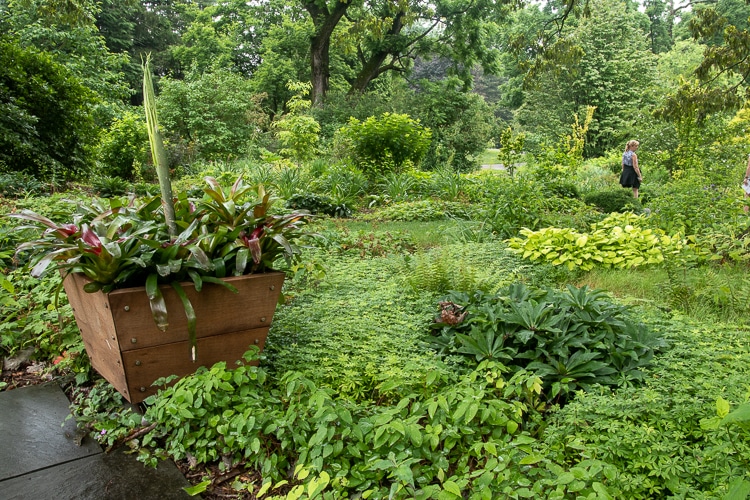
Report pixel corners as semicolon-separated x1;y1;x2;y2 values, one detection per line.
80;225;103;255
56;224;79;238
248;237;261;264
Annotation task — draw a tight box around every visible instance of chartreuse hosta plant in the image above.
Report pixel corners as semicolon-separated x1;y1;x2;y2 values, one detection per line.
506;212;685;271
9;177;311;359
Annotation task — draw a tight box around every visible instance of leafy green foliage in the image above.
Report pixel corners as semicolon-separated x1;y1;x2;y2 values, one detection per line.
507;212;685;271
285;193;351;218
95;110;149;180
0;269;89;380
377;172;420;203
646;176;741;235
514;0;657;157
401;247;500;296
406;78;495;173
310;163;369;208
338;113;432;178
157;70;268;163
91;176;130;198
273;82;320;165
474;178;552;238
583;189;642;213
92;349;596;499
431;283;665;404
0;171;45;199
659;263;750;322
543;180;580;200
362;200;450;222
542;316;750;498
11;179;309;291
497;127;526;178
0;37;98;181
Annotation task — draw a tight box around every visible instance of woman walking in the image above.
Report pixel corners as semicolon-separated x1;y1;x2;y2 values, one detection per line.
620;140;643;198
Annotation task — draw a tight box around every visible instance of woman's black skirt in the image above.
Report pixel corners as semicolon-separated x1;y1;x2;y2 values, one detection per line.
620;165;640;188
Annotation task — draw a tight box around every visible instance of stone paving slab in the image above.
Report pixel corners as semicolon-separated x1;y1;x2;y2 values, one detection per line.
0;382;196;500
0;383;101;480
0;446;194;500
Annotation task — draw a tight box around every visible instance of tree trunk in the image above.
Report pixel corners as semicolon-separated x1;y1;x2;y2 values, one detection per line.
303;0;350;105
310;32;330;106
349;51;391;95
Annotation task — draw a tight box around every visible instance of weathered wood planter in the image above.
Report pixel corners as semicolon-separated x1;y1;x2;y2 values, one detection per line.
63;272;285;403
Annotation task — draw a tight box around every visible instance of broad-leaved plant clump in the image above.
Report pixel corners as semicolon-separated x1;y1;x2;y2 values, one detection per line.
8;177;312;359
430;282;666;404
507;212;685;270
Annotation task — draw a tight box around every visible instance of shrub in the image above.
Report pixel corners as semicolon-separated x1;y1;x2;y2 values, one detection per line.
476;178;553;238
132;182;160;197
273;163;310;200
96;110;149;180
273;82;320;164
0;171;45;198
377;172;419;202
91;176;130;198
338;113;432;178
157;70;268;162
543;180;580;199
647;176;739;235
285;193;351;218
405;77;495;173
313;163;369;207
584;189;641;213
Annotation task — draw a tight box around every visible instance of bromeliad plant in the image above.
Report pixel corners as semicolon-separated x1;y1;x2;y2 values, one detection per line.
9;178;311;358
8;56;313;361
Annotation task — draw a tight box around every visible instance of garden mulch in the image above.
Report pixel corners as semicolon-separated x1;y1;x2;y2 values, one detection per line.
0;380;197;500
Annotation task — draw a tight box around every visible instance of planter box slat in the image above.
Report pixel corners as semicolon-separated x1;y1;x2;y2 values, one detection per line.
63;272;285;403
120;326;270;401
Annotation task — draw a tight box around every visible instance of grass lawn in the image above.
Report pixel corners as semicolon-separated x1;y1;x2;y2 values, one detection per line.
478;148;500;166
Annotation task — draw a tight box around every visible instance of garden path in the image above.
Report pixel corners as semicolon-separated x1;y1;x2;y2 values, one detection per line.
0;382;196;499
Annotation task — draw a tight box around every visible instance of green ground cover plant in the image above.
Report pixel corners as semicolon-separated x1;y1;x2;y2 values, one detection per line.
541;314;750;498
58;240;750;499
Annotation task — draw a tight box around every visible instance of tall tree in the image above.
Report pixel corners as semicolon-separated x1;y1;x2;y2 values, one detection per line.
513;0;657;156
301;0;353;104
644;0;675;53
296;0;527;104
660;0;750;121
342;0;515;96
0;0;127;180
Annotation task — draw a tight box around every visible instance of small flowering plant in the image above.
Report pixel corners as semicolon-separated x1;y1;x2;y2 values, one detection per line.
9;177;311;356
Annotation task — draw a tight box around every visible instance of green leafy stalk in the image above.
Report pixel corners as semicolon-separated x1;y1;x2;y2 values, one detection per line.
142;54;176;237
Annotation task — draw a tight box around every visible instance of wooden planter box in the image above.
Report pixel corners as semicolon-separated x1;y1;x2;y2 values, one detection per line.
63;272;285;403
